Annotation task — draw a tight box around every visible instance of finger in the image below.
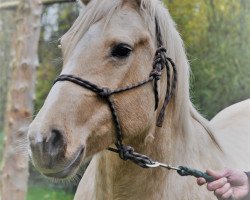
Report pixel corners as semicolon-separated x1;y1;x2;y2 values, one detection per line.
206;169;229;180
207;177;228;191
197;178;206;186
221;189;233;200
214;183;231;197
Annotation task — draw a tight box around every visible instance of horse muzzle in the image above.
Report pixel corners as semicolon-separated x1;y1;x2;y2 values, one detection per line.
28;128;84;179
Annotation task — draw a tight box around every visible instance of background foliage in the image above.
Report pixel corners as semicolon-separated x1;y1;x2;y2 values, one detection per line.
0;0;249;199
35;3;80;112
165;0;250;118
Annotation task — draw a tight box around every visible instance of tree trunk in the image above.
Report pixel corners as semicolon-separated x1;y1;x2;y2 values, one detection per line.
0;1;15;132
1;0;42;199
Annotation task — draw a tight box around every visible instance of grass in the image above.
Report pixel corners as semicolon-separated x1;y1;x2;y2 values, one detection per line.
27;185;74;200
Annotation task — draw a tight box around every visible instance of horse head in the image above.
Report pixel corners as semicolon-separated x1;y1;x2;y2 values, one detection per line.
28;0;190;180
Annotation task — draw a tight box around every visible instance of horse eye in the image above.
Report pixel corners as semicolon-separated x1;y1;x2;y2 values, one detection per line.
111;43;132;58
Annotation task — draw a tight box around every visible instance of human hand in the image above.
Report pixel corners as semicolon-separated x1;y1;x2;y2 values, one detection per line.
197;169;249;200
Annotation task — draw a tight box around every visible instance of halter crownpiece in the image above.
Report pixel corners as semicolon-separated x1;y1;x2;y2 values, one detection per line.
54;18;177;167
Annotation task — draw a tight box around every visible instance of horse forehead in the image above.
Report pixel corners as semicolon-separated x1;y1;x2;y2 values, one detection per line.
104;7;147;40
81;22;103;45
113;4;143;25
76;10;145;47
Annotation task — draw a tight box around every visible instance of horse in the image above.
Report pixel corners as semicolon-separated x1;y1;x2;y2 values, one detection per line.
27;0;250;199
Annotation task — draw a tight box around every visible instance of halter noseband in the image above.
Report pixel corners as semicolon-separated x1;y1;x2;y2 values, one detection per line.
54;18;177;168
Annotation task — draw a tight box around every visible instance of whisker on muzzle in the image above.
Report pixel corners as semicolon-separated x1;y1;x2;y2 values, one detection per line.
44;172;81;186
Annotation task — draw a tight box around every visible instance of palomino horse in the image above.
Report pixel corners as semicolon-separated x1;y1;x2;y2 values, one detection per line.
28;0;250;199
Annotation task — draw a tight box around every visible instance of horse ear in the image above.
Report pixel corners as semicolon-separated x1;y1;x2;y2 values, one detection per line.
80;0;91;5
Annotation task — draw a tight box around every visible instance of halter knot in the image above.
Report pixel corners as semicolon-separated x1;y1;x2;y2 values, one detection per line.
99;87;112;99
153;47;167;70
150;68;162;80
115;145;154;168
117;145;134;160
153;56;165;68
156;46;167;55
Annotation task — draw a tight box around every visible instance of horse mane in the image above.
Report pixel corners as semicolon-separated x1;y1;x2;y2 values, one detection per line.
62;0;220;148
140;0;220;147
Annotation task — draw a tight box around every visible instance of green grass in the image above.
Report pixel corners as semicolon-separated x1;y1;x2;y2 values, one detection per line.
27;186;74;200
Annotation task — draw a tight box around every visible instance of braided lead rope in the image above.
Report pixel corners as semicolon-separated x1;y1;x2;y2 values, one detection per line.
145;163;235;200
177;166;215;182
178;166;235;200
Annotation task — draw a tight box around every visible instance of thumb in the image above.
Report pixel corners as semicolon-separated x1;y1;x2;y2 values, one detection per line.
206;169;228;180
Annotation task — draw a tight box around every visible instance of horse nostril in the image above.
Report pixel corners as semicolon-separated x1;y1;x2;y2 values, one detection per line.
47;129;66;157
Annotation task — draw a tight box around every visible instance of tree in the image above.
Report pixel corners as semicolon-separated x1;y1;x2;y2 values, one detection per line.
0;1;15;133
1;0;42;199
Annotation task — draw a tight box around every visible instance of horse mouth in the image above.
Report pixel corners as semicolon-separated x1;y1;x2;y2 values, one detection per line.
43;147;84;179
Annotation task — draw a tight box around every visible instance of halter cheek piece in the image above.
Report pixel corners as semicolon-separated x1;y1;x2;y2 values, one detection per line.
54;19;177;168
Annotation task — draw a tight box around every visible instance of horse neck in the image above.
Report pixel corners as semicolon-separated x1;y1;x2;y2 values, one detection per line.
93;127;173;200
92;109;223;200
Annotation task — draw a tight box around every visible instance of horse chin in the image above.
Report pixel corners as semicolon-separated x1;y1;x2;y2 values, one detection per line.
36;147;85;181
